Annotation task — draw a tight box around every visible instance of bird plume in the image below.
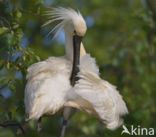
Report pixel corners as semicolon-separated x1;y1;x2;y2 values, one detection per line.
42;7;86;38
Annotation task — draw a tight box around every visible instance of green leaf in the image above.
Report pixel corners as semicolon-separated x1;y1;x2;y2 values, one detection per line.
15;11;22;18
0;27;9;35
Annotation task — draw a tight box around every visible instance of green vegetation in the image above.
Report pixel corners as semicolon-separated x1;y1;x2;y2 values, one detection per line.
0;0;155;137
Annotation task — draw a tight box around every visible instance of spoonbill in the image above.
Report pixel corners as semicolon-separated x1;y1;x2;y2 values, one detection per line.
24;7;128;136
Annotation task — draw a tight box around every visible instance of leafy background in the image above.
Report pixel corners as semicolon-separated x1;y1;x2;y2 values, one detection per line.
0;0;155;137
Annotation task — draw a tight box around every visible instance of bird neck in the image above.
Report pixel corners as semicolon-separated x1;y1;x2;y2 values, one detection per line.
65;31;86;61
80;43;86;57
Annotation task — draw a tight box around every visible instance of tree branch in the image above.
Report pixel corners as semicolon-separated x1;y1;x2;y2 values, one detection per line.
0;121;25;134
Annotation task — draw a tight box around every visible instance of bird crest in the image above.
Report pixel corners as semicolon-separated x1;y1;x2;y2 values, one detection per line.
42;7;87;38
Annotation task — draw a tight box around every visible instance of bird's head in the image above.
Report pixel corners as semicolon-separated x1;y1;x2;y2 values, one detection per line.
43;7;87;38
65;12;87;37
43;7;87;62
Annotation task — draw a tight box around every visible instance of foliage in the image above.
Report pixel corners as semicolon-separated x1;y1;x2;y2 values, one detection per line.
0;0;156;137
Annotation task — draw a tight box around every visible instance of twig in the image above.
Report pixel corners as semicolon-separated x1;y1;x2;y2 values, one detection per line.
0;16;11;30
0;121;25;134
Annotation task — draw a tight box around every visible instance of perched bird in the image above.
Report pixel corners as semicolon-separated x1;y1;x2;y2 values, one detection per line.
24;7;128;136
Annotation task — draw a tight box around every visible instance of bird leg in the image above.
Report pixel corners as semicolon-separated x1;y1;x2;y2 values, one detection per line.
60;119;68;137
37;117;42;132
60;107;76;137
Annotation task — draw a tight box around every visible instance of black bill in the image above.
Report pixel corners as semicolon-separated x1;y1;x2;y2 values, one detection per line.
70;35;82;86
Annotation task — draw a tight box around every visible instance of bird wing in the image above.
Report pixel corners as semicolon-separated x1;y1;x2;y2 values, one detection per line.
25;57;71;120
66;54;128;129
73;71;128;130
26;56;71;80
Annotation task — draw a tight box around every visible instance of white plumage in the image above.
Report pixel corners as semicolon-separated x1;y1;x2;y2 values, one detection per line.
24;7;128;130
65;55;128;130
25;57;72;119
24;7;87;120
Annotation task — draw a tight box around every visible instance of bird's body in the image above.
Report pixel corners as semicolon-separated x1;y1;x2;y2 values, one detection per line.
24;7;128;134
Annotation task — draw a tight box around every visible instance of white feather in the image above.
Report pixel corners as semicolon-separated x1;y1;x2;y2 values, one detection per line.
79;54;99;74
42;7;86;38
66;54;128;130
24;57;72;120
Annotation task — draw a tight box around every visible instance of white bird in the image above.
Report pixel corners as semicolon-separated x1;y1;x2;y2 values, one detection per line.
24;7;128;135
